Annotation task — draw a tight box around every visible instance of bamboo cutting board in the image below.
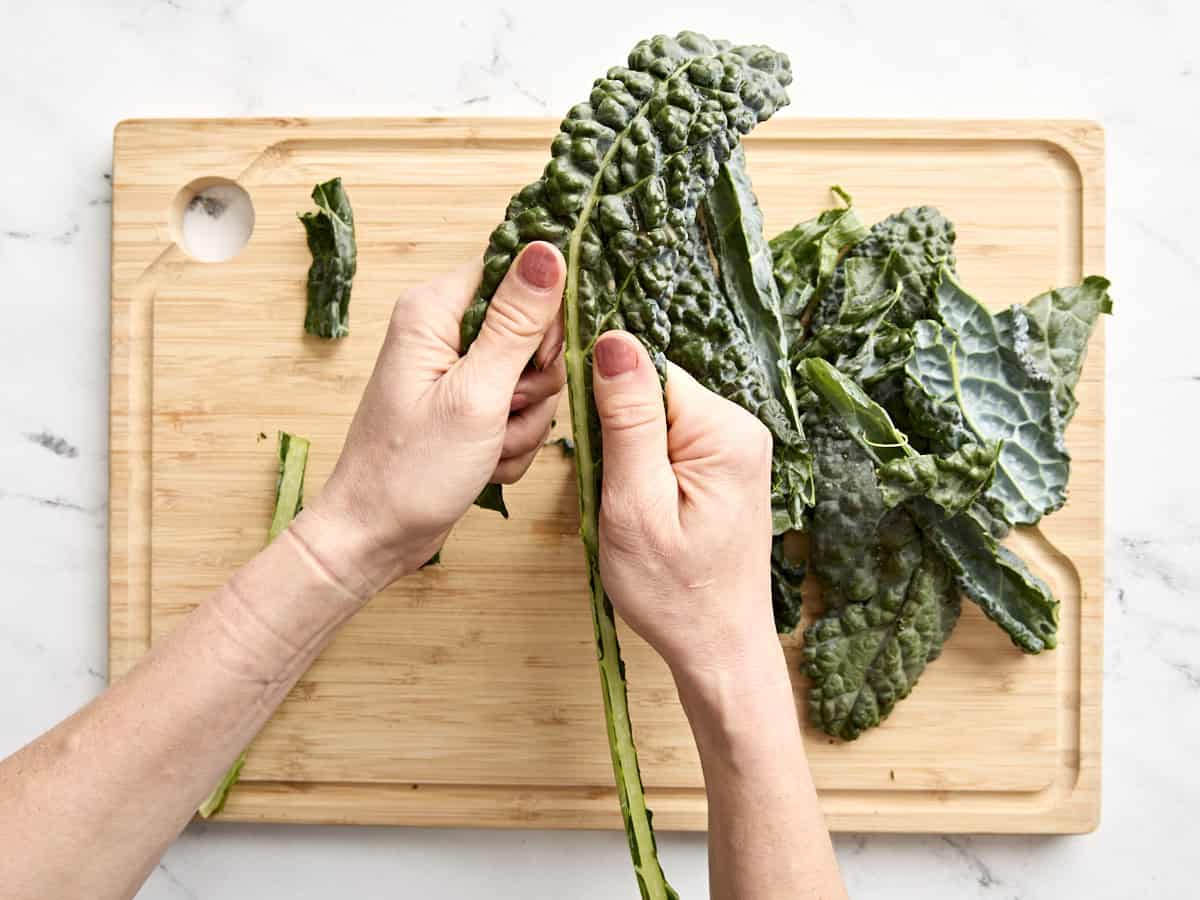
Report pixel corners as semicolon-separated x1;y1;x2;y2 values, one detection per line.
110;118;1103;833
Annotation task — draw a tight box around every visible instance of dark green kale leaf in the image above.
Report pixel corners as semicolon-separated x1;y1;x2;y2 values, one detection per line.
1013;276;1113;426
299;178;356;339
904;269;1112;526
877;442;1000;515
802;416;960;740
474;482;509;519
771;534;806;634
458;32;795;899
769;187;868;346
803;359;1059;654
908;500;1058;653
813;205;957;334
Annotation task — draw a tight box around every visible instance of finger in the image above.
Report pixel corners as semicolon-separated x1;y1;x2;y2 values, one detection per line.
494;448;539;484
462;242;566;403
511;354;566;411
661;361;746;460
414;257;483;321
534;308;565;371
591;331;673;492
501;396;557;459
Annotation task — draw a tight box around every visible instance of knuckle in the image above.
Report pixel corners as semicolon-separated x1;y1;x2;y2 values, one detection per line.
727;414;774;472
601;394;661;435
483;294;543;343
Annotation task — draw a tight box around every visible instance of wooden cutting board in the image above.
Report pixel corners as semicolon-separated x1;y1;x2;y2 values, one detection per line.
110;118;1103;833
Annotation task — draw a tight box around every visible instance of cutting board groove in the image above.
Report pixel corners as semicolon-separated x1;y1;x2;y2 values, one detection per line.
110;117;1103;833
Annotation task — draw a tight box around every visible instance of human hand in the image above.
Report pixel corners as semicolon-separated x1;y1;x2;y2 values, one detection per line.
297;242;567;598
591;331;778;682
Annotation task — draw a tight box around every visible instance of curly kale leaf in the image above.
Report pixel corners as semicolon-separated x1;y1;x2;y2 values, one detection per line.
299;178;356;339
701;147;812;529
906;270;1071;525
813;205;957;334
803;428;960;740
803;359;1059;654
908;500;1058;653
769;187;868;346
878;442;1000;515
1014;276;1113;426
459;32;795;899
771;534;806;634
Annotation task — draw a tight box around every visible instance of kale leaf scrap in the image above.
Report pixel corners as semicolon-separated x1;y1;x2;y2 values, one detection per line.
299;178;356;339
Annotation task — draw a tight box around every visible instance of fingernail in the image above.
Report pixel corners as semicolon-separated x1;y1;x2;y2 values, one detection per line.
594;335;638;378
510;393;530;413
536;340;564;371
516;242;561;290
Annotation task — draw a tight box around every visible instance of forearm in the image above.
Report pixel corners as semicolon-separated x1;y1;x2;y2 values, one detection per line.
0;509;364;900
675;632;847;900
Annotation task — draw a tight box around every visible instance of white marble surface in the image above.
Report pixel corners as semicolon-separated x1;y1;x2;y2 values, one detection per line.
1;0;1196;896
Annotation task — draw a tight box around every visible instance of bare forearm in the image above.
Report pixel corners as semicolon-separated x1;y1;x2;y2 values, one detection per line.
676;634;847;900
0;511;362;900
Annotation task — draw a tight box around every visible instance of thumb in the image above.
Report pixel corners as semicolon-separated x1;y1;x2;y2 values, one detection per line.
463;241;566;397
592;332;673;492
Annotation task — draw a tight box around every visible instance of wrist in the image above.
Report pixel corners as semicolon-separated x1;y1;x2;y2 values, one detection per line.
671;628;799;760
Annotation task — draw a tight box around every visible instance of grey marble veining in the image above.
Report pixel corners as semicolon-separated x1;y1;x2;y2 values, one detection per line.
1;1;1197;897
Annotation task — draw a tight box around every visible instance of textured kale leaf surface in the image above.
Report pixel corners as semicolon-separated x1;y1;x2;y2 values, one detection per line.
905;269;1111;526
877;442;1000;515
813;205;957;333
299;178;356;339
771;534;806;634
803;359;1059;657
769;188;868;347
803;418;960;740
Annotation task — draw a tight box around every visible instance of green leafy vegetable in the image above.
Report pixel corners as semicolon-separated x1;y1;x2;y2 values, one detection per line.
908;500;1058;653
801;413;960;739
461;31;796;898
905;270;1106;525
771;535;806;634
803;505;960;741
769;188;868;345
474;482;509;519
803;357;1062;658
299;178;356;339
199;431;309;818
814;205;957;333
877;442;1000;515
1014;276;1113;425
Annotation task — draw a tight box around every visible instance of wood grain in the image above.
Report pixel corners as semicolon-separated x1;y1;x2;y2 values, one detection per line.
110;117;1103;832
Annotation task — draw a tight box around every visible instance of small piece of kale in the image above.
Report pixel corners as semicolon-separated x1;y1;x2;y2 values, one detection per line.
299;178;356;339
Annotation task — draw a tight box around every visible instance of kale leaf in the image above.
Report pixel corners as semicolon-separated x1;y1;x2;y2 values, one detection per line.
905;269;1111;525
769;187;868;347
771;534;806;634
813;205;957;334
299;178;356;339
802;415;960;740
460;32;795;899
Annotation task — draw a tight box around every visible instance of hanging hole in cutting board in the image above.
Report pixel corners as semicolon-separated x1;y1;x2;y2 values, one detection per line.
169;177;255;262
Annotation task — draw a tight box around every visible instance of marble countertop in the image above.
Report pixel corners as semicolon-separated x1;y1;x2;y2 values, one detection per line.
2;1;1196;897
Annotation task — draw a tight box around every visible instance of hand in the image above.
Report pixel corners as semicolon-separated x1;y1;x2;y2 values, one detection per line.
297;242;567;598
591;331;777;681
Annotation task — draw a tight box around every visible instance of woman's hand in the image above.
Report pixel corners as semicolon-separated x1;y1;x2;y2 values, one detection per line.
590;330;778;681
297;241;567;598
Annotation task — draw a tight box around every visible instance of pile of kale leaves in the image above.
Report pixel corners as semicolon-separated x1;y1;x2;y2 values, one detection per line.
461;31;1110;899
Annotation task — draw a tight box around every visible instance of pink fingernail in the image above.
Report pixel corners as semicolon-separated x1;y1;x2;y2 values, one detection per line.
517;242;561;290
595;335;638;377
510;394;530;413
